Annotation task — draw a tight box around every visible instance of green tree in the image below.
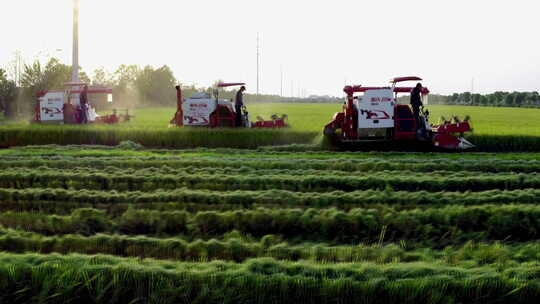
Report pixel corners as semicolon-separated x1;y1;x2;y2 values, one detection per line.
134;65;177;106
114;64;140;92
19;57;91;114
0;69;18;120
504;94;513;106
92;67;115;86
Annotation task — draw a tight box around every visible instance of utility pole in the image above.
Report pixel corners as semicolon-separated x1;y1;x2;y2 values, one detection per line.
12;50;22;87
471;77;475;105
72;0;80;83
280;65;283;97
256;32;260;95
291;81;294;98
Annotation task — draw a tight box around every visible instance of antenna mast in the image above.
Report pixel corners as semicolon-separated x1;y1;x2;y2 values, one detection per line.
72;0;80;83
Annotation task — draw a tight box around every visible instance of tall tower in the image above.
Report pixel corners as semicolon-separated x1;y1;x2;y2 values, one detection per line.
256;33;260;95
72;0;80;83
280;65;283;97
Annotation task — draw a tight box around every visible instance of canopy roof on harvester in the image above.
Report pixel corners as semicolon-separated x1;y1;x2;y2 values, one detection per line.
344;76;430;95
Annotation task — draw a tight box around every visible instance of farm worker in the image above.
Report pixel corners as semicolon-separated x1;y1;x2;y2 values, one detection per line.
410;83;423;127
235;86;246;127
79;85;89;124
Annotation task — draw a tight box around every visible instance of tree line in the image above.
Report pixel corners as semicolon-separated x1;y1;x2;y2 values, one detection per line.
436;91;540;107
1;57;539;120
0;57;339;120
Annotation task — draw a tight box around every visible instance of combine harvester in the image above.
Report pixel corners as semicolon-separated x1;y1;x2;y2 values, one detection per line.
170;82;289;128
324;76;475;150
35;83;130;125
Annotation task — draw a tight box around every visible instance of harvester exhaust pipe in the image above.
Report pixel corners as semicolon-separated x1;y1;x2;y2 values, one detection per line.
171;86;183;126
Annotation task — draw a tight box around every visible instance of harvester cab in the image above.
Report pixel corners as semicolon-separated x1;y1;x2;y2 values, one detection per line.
171;83;289;129
35;82;130;125
324;76;475;150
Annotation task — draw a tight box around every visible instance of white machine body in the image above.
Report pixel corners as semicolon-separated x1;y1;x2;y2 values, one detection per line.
37;90;99;123
182;93;235;126
182;99;215;126
39;92;65;122
355;89;395;129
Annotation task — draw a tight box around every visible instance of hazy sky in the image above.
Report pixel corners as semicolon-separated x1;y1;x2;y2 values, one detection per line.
1;0;538;96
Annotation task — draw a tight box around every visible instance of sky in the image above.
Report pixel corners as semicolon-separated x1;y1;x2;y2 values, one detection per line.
0;0;539;97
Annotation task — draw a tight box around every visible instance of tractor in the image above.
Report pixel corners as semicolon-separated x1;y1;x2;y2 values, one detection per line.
324;76;475;150
170;82;288;128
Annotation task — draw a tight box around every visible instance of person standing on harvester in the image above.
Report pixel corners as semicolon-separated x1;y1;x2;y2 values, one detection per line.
79;85;89;124
410;83;423;127
235;86;246;127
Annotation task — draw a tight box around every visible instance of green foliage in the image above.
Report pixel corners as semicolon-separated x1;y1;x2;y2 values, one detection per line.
0;69;17;119
134;65;177;107
445;91;540;108
116;140;143;150
18;57;90;115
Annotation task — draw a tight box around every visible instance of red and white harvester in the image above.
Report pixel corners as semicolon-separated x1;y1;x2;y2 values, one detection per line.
171;82;289;128
35;83;131;124
324;76;475;150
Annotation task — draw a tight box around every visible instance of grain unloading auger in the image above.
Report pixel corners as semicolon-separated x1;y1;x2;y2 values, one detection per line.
324;76;475;150
170;83;289;128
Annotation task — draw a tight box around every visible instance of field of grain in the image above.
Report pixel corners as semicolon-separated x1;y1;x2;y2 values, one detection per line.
0;145;540;303
99;104;540;135
1;104;540;150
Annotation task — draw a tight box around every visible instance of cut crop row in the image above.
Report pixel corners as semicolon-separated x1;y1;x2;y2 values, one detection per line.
1;252;540;304
1;229;539;265
1;187;540;208
3;205;540;242
2;156;540;173
0;170;537;192
0;165;504;179
0;200;258;215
